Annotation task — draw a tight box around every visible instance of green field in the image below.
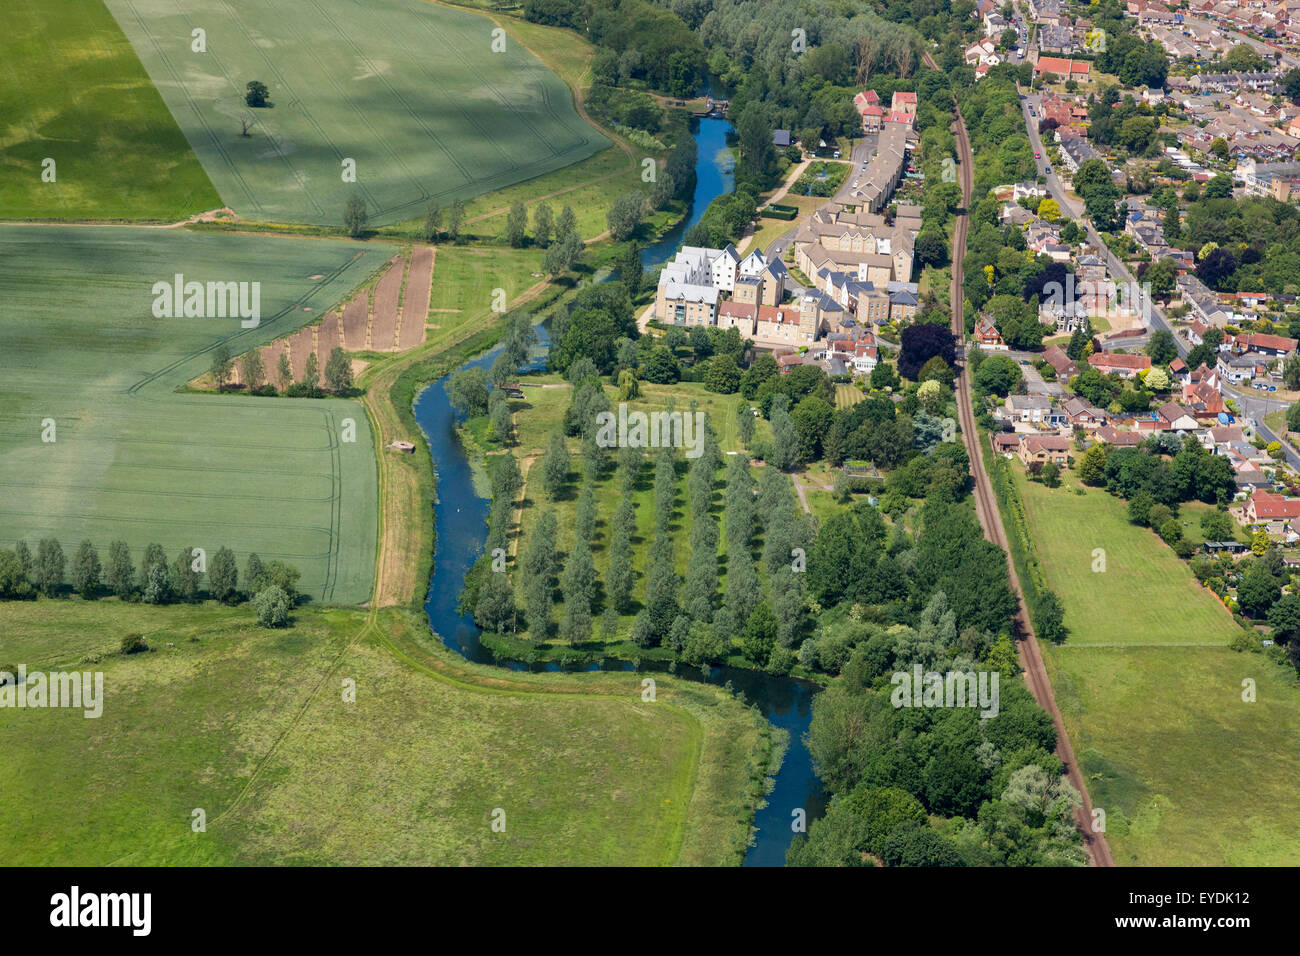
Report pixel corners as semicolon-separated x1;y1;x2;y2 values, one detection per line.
1012;466;1300;864
0;600;773;865
0;0;221;220
1016;469;1239;647
0;226;389;603
101;0;610;225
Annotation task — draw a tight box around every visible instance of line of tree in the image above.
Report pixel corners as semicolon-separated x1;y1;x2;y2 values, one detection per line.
212;343;353;397
0;540;300;626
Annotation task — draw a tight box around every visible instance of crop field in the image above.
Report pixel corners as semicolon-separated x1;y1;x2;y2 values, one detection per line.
0;226;391;604
0;0;221;221
102;0;610;225
1011;466;1300;864
0;601;770;865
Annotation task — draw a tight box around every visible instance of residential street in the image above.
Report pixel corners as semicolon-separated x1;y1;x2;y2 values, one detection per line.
1016;82;1300;470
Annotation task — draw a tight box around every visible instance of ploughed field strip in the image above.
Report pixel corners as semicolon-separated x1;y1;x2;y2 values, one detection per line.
240;248;432;380
398;247;434;349
0;226;390;604
101;0;609;225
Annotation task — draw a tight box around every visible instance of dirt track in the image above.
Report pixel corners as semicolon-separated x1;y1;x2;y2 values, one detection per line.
928;54;1114;867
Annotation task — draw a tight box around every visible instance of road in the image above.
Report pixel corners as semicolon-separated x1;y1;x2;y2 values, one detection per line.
1179;15;1300;70
930;51;1114;867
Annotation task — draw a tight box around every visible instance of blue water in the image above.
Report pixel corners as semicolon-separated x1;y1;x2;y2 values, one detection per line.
640;116;734;267
412;112;823;866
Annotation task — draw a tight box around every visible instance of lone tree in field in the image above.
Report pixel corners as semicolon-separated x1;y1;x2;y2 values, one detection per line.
505;201;528;247
343;196;367;238
245;81;270;108
324;347;353;393
210;343;233;389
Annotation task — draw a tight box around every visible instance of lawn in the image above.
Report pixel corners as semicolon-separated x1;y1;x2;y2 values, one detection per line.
1015;468;1239;646
101;0;609;225
424;244;548;351
834;383;865;410
0;226;390;604
1009;465;1300;864
1046;644;1300;866
748;196;823;254
0;600;773;865
0;0;221;220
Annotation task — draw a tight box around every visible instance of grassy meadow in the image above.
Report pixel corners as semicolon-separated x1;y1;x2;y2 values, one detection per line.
101;0;609;225
0;0;221;220
1009;465;1300;864
1016;468;1240;647
0;226;390;604
0;599;775;865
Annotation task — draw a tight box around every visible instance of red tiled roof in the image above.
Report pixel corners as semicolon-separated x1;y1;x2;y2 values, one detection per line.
1089;351;1152;370
1249;491;1300;519
1035;56;1091;75
1240;332;1297;352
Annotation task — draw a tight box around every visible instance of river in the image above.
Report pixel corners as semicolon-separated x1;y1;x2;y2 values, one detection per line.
412;113;825;867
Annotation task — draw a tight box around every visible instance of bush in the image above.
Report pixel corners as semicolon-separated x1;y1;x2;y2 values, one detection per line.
1228;630;1258;653
253;585;291;628
120;633;148;655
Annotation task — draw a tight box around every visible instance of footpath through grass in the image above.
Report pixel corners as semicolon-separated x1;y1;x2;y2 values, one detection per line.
0;600;774;865
1009;465;1300;864
0;0;221;220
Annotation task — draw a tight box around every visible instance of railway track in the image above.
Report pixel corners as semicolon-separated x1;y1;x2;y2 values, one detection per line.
926;53;1115;867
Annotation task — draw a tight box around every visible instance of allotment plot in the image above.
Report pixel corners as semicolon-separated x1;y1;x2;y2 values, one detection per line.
0;226;390;604
102;0;609;225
